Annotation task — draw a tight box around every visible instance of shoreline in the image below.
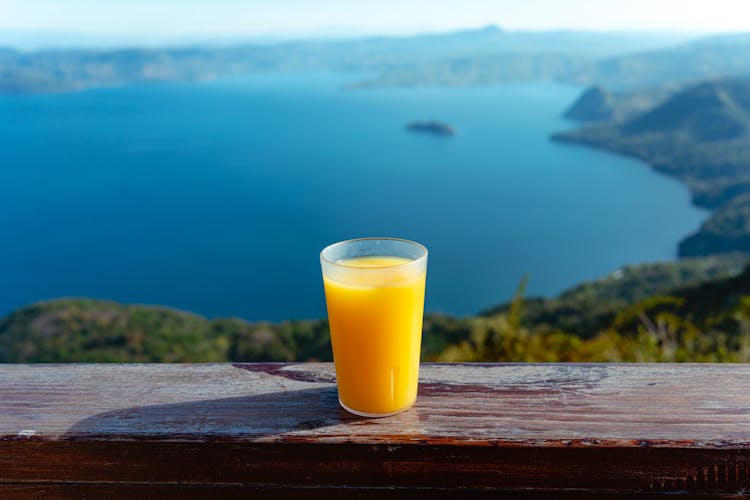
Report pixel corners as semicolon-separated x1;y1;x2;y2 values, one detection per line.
550;132;713;258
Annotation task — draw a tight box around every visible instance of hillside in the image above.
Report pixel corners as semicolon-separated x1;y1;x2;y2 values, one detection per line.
3;30;749;95
591;34;750;88
0;299;331;363
622;79;750;141
2;255;748;363
352;33;750;90
0;28;700;94
481;253;748;337
562;83;683;123
555;78;750;256
563;85;617;121
440;261;750;363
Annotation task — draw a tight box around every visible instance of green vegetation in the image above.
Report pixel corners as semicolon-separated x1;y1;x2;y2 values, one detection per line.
0;299;330;363
3;255;750;363
481;253;748;337
433;255;750;362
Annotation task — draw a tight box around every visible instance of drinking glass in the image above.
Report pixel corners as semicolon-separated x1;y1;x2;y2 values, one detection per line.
321;237;428;417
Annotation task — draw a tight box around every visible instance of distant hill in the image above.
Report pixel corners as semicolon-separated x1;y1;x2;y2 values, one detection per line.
591;34;750;89
563;83;682;123
4;29;750;94
351;32;750;90
622;79;750;141
0;27;698;94
5;28;750;94
555;78;750;257
348;51;592;89
563;85;617;121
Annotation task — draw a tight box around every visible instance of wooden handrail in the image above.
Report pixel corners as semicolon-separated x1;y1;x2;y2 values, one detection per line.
2;363;749;497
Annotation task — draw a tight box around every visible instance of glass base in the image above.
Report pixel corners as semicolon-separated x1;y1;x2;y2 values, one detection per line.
339;398;412;418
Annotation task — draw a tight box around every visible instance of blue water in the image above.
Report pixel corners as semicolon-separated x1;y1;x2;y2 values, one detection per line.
0;73;706;321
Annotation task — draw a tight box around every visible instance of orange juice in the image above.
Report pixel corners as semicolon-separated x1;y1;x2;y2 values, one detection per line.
323;255;426;416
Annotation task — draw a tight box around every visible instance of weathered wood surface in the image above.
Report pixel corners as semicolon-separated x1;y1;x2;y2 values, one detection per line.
2;363;750;498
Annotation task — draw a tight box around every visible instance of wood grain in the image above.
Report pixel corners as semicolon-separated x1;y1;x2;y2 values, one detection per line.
1;363;749;497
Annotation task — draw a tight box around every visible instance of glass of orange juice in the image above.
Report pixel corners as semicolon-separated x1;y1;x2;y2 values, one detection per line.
321;237;428;417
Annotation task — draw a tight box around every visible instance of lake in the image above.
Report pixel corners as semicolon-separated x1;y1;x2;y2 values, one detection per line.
0;73;707;321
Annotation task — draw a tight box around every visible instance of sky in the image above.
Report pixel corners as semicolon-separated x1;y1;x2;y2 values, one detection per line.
1;0;749;41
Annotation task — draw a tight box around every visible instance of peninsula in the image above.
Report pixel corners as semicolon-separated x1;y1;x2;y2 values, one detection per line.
554;78;750;257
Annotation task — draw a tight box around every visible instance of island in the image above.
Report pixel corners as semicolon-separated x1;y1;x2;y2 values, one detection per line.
405;120;456;136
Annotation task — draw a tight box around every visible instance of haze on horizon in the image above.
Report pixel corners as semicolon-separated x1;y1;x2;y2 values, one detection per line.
0;0;749;49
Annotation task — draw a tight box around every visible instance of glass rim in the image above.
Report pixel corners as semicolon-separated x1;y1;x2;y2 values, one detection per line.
320;237;428;270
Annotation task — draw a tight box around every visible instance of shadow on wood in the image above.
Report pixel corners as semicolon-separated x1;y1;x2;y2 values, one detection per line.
64;385;357;439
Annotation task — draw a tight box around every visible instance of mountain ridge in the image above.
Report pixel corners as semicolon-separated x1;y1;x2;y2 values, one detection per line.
0;27;711;94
